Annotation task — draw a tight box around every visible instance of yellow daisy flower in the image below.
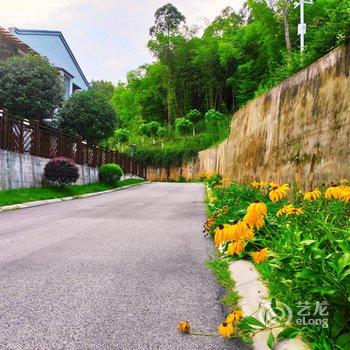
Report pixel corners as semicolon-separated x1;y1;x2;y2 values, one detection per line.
252;248;269;264
178;321;191;334
218;321;234;338
304;188;321;201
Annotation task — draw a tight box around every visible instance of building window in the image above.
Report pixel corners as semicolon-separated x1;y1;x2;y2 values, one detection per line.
72;83;81;94
63;74;71;98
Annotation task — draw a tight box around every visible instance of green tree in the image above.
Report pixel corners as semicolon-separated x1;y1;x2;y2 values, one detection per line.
90;80;115;99
0;54;64;120
58;90;116;143
186;109;202;124
149;3;186;128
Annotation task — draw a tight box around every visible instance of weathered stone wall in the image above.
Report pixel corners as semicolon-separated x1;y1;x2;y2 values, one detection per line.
198;45;350;188
146;161;198;182
0;150;99;190
148;45;350;188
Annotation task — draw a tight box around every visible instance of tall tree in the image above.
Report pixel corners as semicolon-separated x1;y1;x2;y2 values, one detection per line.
149;3;186;128
272;0;292;54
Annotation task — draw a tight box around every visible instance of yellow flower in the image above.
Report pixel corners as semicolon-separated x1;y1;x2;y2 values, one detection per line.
226;310;244;324
251;180;268;189
325;185;340;200
214;225;226;246
341;187;350;203
325;185;350;202
252;248;269;264
243;212;265;229
276;204;303;217
269;183;290;202
178;321;191;334
227;240;245;256
218;321;234;338
304;188;321;201
247;200;268;217
226;221;254;241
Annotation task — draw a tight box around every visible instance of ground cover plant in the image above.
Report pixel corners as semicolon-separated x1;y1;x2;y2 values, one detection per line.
0;179;144;207
201;175;350;349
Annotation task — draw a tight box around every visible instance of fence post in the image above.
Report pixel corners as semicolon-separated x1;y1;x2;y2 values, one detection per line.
76;137;83;165
1;108;9;150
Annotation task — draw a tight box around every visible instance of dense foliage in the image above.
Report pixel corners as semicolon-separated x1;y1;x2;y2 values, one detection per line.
0;54;64;120
99;163;123;184
205;176;350;349
105;0;350;167
58;89;116;143
44;157;79;186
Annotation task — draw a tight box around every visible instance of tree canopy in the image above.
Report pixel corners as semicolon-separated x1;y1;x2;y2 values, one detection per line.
58;89;116;143
0;54;64;120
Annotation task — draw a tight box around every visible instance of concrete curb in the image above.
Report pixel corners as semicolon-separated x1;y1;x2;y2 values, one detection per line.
0;182;149;213
228;260;309;350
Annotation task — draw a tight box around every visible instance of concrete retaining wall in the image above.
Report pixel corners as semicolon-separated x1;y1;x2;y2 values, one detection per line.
0;150;99;190
147;45;350;187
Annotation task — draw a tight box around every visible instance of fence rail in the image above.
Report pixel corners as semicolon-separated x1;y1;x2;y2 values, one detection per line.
0;109;147;179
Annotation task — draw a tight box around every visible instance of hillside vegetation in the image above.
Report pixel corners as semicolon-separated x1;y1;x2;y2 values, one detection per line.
101;0;349;167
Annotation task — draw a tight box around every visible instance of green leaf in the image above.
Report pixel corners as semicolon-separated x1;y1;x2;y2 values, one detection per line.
277;327;299;340
336;333;350;348
237;320;253;334
299;240;316;246
339;253;350;269
242;316;265;328
267;331;275;349
241;335;253;345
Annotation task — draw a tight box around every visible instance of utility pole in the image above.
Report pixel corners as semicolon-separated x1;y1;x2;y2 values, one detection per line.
294;0;313;52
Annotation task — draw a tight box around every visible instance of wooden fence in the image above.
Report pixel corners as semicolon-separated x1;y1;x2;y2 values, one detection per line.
0;109;147;178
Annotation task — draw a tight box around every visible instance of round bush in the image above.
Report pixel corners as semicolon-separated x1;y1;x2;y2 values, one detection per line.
99;163;123;184
44;157;79;186
175;117;193;135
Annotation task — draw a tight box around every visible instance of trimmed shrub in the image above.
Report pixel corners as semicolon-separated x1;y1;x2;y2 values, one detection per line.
99;163;123;184
175;117;193;135
44;157;79;186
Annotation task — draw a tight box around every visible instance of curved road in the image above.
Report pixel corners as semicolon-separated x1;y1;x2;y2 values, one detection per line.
0;183;244;350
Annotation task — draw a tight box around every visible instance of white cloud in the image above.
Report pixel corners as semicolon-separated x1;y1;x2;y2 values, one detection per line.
0;0;245;82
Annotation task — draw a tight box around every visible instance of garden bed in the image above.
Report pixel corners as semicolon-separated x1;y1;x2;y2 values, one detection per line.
204;175;350;349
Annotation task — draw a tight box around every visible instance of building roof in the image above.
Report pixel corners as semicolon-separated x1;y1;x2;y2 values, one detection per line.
0;26;36;54
9;28;89;90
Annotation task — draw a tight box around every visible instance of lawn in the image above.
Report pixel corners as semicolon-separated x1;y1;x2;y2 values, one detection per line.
0;179;145;207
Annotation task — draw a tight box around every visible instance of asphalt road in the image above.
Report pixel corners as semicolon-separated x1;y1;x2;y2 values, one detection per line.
0;183;245;350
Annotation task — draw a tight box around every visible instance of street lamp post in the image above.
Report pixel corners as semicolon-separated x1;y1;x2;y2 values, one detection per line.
294;0;313;52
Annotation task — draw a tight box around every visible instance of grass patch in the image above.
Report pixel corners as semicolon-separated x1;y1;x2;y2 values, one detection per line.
206;258;240;309
0;179;145;207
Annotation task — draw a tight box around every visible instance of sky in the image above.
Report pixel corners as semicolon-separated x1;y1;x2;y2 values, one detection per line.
0;0;244;83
